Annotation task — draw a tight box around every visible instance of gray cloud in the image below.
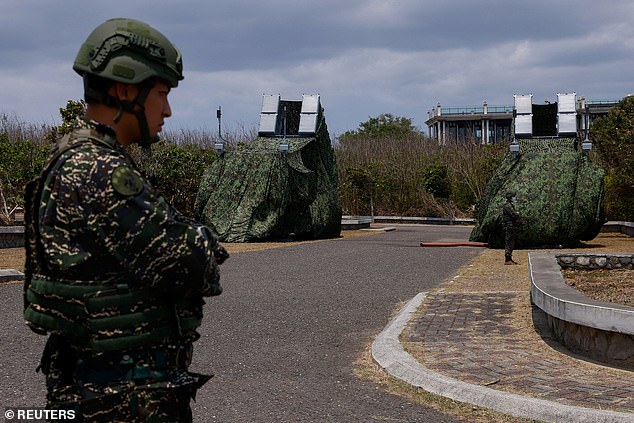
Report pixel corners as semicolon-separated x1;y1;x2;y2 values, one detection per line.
1;0;633;136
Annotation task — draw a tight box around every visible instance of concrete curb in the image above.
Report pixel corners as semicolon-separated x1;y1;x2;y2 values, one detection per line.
371;292;634;423
0;269;24;282
343;215;476;226
0;226;24;248
602;221;634;237
361;226;396;232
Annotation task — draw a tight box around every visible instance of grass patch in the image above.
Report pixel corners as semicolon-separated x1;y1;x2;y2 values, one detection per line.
564;268;634;306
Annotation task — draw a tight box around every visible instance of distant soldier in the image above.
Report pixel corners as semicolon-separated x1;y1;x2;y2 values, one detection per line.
23;18;227;421
502;191;520;265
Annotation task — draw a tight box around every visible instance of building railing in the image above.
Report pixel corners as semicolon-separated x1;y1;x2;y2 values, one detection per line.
430;105;513;118
429;100;620;120
487;105;514;113
441;106;484;115
585;99;620;107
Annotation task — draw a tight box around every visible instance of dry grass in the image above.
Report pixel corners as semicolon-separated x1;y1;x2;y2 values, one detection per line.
439;232;634;294
564;268;634;306
0;247;25;271
558;233;634;306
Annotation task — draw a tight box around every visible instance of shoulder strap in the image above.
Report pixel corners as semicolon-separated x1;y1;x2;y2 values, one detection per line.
44;129;115;172
24;132;117;314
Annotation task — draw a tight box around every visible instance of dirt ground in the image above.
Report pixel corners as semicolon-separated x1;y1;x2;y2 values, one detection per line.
564;267;634;306
437;232;634;295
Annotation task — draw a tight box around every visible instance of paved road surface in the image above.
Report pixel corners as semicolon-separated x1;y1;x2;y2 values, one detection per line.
1;225;481;422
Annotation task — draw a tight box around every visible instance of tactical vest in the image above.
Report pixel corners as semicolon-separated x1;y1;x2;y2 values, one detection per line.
23;128;202;352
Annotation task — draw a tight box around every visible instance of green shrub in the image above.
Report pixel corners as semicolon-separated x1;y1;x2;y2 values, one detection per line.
421;163;451;199
5;103;628;223
0;109;220;223
0;130;50;222
129;141;217;217
590;96;634;221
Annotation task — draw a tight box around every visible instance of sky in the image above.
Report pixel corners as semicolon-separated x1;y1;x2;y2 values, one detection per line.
1;0;634;138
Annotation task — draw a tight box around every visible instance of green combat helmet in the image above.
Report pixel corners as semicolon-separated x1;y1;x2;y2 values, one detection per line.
73;18;183;145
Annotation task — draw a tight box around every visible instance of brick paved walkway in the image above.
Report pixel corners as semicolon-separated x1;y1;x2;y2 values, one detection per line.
402;291;634;413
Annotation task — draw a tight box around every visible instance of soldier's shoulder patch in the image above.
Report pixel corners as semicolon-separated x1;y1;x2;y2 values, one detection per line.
111;165;144;196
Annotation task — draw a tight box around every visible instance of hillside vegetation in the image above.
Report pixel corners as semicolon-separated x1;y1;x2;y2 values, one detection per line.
1;103;631;225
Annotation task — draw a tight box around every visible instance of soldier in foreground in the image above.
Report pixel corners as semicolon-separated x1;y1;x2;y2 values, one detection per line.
23;18;227;421
502;191;520;265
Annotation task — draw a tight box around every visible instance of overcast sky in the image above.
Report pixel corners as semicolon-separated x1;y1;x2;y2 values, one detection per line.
1;0;633;137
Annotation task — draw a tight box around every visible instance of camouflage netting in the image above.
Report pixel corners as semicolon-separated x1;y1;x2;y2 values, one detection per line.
195;110;342;242
469;138;606;248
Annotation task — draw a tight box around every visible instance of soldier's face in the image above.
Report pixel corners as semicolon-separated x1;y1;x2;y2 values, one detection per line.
143;80;173;137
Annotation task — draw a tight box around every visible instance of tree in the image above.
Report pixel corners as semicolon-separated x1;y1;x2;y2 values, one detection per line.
340;113;420;140
420;162;456;221
46;100;86;142
441;141;506;209
590;96;634;220
421;163;451;199
0;131;49;223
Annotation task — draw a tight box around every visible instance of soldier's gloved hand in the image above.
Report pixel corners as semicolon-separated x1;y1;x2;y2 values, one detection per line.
192;223;227;296
195;224;229;264
213;244;229;265
194;225;228;261
201;258;223;297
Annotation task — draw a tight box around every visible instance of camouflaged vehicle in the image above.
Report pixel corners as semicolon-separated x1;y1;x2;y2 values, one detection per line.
195;95;342;242
470;93;606;248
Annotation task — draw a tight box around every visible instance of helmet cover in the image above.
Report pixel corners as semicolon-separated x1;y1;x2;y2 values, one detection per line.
73;18;183;87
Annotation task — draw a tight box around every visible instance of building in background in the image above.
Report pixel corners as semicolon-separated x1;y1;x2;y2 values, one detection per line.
425;94;620;144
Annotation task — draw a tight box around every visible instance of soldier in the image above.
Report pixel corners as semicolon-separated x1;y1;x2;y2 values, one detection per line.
23;18;228;421
502;191;520;265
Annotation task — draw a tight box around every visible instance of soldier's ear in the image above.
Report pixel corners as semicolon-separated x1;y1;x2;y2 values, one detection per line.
110;82;139;102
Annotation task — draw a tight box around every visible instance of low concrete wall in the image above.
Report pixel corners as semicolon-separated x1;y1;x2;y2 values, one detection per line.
601;221;634;237
345;217;634;231
557;253;634;270
0;269;24;282
343;215;475;225
341;217;372;230
0;226;24;248
530;252;634;363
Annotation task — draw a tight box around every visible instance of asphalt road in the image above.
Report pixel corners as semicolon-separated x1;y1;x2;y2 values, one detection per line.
1;225;481;422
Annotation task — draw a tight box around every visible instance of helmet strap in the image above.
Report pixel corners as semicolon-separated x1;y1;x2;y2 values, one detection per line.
96;78;159;147
129;79;158;147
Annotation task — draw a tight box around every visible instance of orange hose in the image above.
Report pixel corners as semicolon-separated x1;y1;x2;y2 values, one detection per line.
420;241;488;247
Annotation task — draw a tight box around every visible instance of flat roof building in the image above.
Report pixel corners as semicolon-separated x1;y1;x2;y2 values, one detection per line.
425;94;620;144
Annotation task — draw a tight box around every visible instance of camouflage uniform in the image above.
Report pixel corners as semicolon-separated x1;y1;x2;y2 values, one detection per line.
502;197;520;263
24;118;227;422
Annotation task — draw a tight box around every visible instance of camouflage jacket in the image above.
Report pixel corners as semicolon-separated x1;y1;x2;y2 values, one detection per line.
502;201;520;227
24;118;226;349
